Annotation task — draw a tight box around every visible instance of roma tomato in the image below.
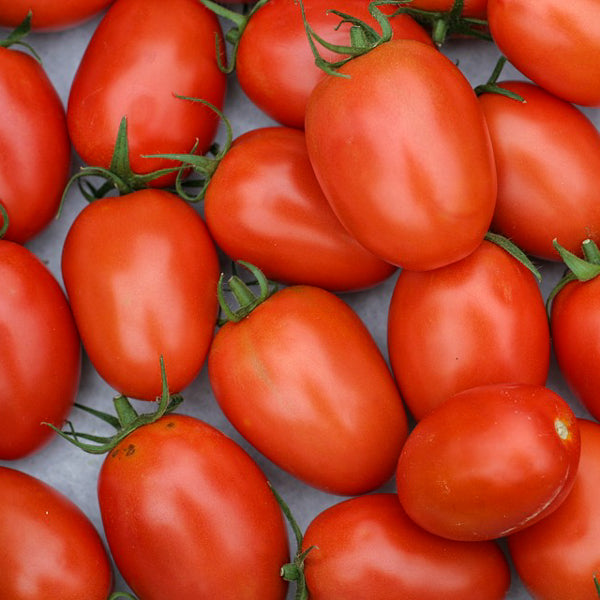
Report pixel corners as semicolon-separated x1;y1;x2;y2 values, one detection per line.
397;384;580;541
488;0;600;106
388;239;550;420
0;1;114;30
61;189;219;401
0;241;81;459
204;126;396;291
305;39;496;270
0;466;112;600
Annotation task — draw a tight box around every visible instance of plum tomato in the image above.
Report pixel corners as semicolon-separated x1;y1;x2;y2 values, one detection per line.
0;1;114;30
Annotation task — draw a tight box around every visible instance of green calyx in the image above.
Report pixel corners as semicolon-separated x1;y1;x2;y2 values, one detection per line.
485;232;542;282
474;55;526;102
0;202;9;239
0;11;41;62
108;593;138;600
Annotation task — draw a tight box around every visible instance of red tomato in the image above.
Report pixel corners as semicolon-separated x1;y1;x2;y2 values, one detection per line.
388;240;550;420
98;414;289;600
204;127;396;291
0;1;114;30
67;0;226;187
61;189;219;400
0;466;112;599
301;493;510;599
509;419;600;599
0;241;81;459
208;282;408;495
404;0;487;18
396;384;580;541
488;0;600;106
305;39;497;270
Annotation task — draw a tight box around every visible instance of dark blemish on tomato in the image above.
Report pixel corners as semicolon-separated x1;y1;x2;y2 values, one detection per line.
165;421;176;429
125;444;136;456
110;448;119;458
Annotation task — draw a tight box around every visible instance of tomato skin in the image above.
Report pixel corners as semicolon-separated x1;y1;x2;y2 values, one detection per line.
305;39;497;270
204;127;396;291
0;242;81;459
0;1;114;30
66;0;226;186
0;48;70;244
488;0;600;107
396;384;580;541
509;419;600;600
208;285;408;495
98;414;289;600
404;0;487;17
302;493;510;600
61;189;219;401
0;466;113;600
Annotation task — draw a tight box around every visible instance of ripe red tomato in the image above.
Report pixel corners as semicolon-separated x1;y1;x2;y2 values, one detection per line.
98;414;289;600
404;0;487;18
61;189;219;400
397;384;580;541
305;39;497;270
0;1;114;30
300;493;510;599
204;126;396;291
67;0;226;187
488;0;600;106
388;239;550;420
0;466;113;600
0;241;81;459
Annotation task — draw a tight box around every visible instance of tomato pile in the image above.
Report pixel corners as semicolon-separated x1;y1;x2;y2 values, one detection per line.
1;1;600;598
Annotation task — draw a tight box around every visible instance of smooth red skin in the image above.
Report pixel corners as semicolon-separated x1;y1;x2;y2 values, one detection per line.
61;189;219;400
305;39;497;271
396;384;581;541
0;466;112;600
0;1;114;30
388;240;550;420
0;242;81;459
302;494;510;600
67;0;226;186
488;0;600;107
208;285;408;495
205;127;396;291
237;0;433;128
0;48;70;243
405;0;487;17
479;81;600;260
509;419;600;600
98;414;289;600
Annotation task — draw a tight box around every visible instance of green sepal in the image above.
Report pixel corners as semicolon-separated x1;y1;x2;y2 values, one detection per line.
108;593;138;600
0;11;41;62
485;232;542;281
474;55;526;102
594;573;600;597
0;202;9;239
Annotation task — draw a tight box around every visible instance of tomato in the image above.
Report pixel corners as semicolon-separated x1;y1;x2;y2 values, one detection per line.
300;493;510;599
204;126;396;291
208;274;408;495
98;413;289;600
61;189;219;401
404;0;487;18
66;0;226;187
305;39;497;270
0;1;114;30
0;466;112;599
508;419;600;599
488;0;600;107
388;239;550;420
0;241;81;459
396;383;580;541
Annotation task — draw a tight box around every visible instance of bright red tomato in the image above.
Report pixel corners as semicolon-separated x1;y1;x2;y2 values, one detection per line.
509;419;600;600
0;1;114;30
98;414;289;600
204;126;396;291
388;240;550;420
300;493;510;599
397;384;580;541
0;466;113;600
488;0;600;106
0;241;81;459
67;0;226;187
61;189;219;401
305;39;497;270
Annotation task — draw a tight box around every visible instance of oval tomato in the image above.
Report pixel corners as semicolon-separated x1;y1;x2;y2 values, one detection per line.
396;383;580;541
0;1;114;30
0;241;81;459
0;466;112;600
98;413;289;600
305;39;497;270
61;189;219;400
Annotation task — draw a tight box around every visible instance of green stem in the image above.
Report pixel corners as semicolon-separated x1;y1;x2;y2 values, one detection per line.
0;202;9;239
485;232;541;281
474;56;525;102
108;593;138;600
0;11;41;62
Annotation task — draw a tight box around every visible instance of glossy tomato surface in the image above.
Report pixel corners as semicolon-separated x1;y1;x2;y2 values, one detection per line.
397;384;580;541
98;414;289;600
208;285;408;495
0;466;112;600
61;189;219;400
305;39;497;270
0;242;81;460
0;1;114;30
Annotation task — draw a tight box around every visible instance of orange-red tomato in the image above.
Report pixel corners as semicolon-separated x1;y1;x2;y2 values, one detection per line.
0;1;114;30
